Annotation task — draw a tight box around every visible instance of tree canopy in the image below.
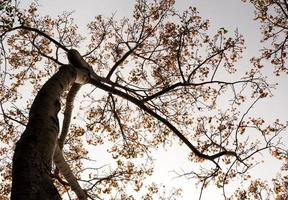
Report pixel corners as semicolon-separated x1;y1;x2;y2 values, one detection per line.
0;0;287;199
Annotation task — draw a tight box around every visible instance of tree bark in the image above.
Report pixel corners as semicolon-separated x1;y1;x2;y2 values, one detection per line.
58;83;81;149
11;65;77;200
53;144;87;200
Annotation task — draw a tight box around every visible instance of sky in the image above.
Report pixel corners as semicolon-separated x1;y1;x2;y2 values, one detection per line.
18;0;288;199
27;0;287;120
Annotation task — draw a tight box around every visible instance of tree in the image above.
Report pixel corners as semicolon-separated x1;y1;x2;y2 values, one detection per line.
243;0;288;75
0;0;287;199
10;54;86;200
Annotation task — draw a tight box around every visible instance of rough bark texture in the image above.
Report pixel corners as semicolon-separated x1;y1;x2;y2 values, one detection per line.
11;65;77;200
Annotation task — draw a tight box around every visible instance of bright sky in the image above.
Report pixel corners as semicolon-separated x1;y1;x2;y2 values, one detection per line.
19;0;288;199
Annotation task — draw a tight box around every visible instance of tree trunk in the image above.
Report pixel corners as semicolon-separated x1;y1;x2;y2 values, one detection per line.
11;65;77;200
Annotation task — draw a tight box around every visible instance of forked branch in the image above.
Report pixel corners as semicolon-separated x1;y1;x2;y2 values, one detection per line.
67;49;240;165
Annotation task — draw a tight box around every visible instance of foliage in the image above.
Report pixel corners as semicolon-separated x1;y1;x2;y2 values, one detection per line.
0;0;287;199
243;0;288;75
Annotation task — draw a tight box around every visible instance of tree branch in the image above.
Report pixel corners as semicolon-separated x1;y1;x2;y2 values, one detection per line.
88;77;237;163
188;49;226;82
54;144;87;200
143;79;258;102
106;45;137;79
58;83;81;149
1;26;68;52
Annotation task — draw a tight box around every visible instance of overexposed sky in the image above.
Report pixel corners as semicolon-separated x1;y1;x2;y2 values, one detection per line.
19;0;288;199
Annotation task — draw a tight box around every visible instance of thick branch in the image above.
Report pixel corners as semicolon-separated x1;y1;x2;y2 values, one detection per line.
58;83;81;149
88;78;237;163
53;144;87;200
68;49;239;165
